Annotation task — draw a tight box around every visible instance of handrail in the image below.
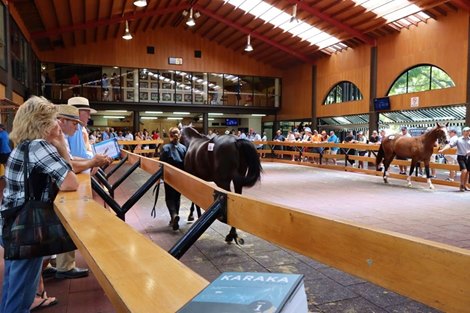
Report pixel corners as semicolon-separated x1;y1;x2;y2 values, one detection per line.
54;173;208;312
121;150;470;312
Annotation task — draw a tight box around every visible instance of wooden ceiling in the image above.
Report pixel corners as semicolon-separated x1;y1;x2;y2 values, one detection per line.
9;0;468;68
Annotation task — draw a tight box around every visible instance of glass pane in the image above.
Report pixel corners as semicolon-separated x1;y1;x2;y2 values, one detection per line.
239;75;253;106
160;70;175;103
138;69;151;103
431;66;455;89
208;73;223;105
335;85;342;103
145;69;160;102
388;72;408;95
122;68;138;102
223;74;240;105
193;72;207;104
324;88;336;104
253;77;274;107
407;65;431;93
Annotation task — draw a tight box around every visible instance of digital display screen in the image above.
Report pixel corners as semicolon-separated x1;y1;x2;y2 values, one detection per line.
374;97;390;111
225;118;239;126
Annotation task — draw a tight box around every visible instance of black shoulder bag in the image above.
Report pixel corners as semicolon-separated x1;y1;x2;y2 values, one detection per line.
1;141;76;260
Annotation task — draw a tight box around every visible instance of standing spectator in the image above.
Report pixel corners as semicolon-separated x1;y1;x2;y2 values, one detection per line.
369;130;380;144
379;129;386;142
70;73;80;97
439;126;470;191
444;128;458;182
356;131;367;169
160;127;187;230
273;129;285;158
343;130;356;166
0;96;79;313
111;72;121;101
101;73;110;101
67;97;96;159
326;130;339;165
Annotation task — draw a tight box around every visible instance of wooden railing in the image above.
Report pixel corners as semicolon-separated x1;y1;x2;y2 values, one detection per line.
117;139;164;155
121;150;470;313
54;173;208;313
255;141;460;187
53;149;470;312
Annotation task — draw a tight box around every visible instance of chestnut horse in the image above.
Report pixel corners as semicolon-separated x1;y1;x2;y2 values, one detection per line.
376;123;448;189
179;126;262;244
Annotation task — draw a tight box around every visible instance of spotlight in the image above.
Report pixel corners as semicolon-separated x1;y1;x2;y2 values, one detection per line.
133;0;147;7
122;20;133;40
244;34;253;52
182;8;200;27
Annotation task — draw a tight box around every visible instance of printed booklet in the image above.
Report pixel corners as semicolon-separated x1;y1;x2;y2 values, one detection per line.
177;272;307;313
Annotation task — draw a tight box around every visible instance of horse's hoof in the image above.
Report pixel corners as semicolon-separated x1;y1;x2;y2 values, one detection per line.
187;215;194;222
407;183;412;187
429;185;435;190
225;235;234;243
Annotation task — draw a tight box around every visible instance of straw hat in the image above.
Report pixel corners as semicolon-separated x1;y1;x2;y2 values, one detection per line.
67;96;97;113
57;105;83;125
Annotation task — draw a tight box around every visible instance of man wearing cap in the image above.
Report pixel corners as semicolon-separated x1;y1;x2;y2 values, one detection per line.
67;97;96;159
439;126;470;191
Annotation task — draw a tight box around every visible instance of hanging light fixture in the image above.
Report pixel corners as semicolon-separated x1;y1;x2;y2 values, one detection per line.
244;34;253;52
122;20;133;40
182;8;200;27
133;0;147;7
290;3;298;23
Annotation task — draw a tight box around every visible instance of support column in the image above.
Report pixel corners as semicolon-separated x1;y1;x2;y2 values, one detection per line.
133;111;140;134
203;112;208;134
466;15;470;125
5;3;12;99
368;46;379;133
311;65;317;129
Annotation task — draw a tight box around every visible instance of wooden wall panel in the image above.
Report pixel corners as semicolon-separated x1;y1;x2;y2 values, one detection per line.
316;45;371;118
276;63;312;121
0;84;5;98
37;27;282;78
12;92;23;105
377;11;469;111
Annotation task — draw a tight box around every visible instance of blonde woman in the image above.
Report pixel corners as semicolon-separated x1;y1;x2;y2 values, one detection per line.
0;96;78;312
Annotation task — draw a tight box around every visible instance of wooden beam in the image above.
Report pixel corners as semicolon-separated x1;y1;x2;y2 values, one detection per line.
226;192;470;313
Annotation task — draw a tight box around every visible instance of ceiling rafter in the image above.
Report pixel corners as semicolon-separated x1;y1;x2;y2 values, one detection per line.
193;4;315;64
284;0;376;46
30;4;190;39
450;0;470;11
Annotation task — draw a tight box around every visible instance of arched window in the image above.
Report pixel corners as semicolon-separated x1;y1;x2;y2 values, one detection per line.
323;81;363;104
388;64;455;96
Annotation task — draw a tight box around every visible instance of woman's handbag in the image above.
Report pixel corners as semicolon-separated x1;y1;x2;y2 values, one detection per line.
1;141;76;260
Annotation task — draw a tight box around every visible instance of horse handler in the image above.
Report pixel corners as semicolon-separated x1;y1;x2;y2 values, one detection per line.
439;126;470;192
160;127;187;230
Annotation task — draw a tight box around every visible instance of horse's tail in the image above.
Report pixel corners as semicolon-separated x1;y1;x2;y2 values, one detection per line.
236;139;262;187
376;142;384;170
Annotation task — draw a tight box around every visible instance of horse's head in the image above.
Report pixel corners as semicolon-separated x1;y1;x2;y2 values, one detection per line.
179;125;204;148
432;122;449;145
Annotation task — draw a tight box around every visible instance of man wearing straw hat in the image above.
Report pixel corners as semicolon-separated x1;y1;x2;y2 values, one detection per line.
57;105;110;173
66;97;96;159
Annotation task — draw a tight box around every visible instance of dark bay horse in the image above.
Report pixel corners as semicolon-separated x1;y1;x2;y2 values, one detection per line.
180;126;262;244
376;123;448;189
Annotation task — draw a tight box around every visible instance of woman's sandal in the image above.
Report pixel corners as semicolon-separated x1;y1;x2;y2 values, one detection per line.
30;291;58;311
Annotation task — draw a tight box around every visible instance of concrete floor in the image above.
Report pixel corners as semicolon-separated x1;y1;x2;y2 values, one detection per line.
4;161;466;312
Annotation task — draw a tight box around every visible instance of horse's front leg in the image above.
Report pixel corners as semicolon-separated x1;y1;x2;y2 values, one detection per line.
407;160;417;187
424;160;434;189
383;155;394;184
